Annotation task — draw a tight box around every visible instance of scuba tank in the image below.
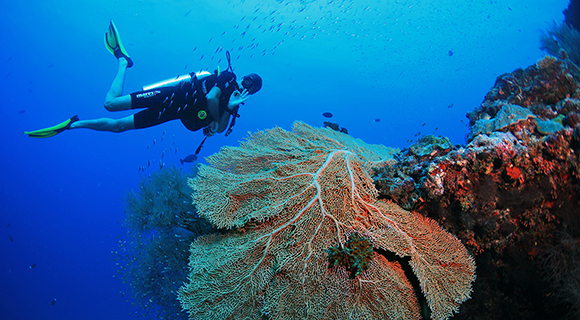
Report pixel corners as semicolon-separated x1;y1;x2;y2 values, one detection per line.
142;70;212;91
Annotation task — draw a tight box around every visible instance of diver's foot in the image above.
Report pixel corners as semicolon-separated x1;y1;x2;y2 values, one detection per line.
115;50;133;68
105;21;134;68
23;115;79;138
118;57;129;68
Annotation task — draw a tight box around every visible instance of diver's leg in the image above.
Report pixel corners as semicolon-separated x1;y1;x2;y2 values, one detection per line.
69;115;135;132
104;57;132;111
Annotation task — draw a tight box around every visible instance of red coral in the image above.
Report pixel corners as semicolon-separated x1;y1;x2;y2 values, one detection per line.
505;165;524;185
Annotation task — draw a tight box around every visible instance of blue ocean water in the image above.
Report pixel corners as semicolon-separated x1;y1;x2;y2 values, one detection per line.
0;0;569;319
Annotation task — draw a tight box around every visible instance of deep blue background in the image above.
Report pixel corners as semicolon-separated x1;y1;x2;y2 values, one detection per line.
0;0;568;319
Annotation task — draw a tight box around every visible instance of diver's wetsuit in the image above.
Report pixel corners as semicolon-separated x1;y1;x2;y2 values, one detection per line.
130;71;239;131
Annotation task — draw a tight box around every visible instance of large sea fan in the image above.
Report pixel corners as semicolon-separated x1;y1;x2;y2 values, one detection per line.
178;122;475;320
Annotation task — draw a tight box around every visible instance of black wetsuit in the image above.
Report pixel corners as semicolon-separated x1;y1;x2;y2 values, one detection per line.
130;71;239;131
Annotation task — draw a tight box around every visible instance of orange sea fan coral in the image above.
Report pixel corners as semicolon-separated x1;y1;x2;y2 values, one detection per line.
178;122;476;320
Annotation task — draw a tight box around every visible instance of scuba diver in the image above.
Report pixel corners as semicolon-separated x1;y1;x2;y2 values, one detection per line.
24;21;262;142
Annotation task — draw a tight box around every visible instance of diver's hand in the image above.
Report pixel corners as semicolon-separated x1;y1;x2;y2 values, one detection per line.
204;122;218;136
228;89;249;110
203;126;215;137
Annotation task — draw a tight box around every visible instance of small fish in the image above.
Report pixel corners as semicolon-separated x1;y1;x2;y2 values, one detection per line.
8;235;13;242
180;154;198;164
414;132;421;137
184;10;192;17
447;103;454;109
448;50;453;56
422;123;426;126
29;264;36;269
51;299;56;306
6;223;10;227
18;109;25;114
322;112;333;118
374;118;381;122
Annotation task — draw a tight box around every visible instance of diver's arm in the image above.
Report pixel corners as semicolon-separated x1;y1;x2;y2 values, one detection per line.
216;111;230;133
216;89;248;133
206;86;221;121
205;86;221;135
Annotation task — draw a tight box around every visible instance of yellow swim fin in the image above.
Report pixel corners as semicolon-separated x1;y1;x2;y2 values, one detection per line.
24;115;79;138
104;21;133;68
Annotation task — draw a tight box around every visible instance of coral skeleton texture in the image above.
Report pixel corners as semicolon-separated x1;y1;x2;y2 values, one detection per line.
178;122;476;320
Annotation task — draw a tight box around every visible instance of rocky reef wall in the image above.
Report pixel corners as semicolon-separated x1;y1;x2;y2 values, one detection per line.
373;56;580;319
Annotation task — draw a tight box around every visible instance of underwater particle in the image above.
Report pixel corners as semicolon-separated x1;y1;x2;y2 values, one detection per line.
448;50;454;56
8;235;13;242
374;118;381;122
18;109;25;114
322;112;333;118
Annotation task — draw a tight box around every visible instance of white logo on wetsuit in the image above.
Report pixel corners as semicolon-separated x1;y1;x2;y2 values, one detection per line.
136;90;161;99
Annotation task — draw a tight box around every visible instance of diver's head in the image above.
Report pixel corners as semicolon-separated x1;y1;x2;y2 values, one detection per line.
241;73;262;95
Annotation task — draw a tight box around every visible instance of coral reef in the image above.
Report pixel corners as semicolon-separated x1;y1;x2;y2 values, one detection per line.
117;167;215;320
468;103;535;141
374;56;580;319
467;56;580;139
178;122;475;320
